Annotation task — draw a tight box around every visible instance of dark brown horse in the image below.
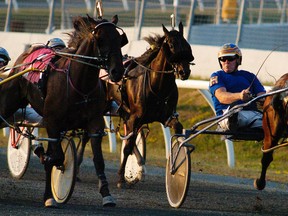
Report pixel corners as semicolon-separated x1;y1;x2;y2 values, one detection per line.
106;22;194;187
0;14;126;207
254;73;288;190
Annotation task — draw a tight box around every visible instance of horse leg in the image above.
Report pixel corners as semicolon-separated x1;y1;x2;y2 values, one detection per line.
76;131;90;181
254;151;273;190
117;120;138;188
117;137;134;188
90;134;116;207
254;103;280;190
165;114;183;134
43;139;64;207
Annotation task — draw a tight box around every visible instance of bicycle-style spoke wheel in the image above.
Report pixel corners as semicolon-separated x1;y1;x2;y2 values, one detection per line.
51;137;77;204
121;129;146;185
7;127;31;179
166;137;191;208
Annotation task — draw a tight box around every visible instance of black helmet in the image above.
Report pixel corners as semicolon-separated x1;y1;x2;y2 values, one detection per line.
0;47;11;66
47;38;66;49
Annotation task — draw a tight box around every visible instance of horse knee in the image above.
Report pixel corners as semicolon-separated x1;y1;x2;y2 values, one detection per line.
172;122;183;134
166;118;183;134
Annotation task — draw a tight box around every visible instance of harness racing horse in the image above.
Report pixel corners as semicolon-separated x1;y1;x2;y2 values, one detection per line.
107;22;194;187
254;73;288;190
0;14;126;207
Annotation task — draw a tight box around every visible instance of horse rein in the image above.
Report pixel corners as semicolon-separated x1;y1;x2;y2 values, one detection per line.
55;51;108;69
129;57;175;74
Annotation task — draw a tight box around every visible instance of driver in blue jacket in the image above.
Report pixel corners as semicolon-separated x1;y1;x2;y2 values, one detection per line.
209;43;266;131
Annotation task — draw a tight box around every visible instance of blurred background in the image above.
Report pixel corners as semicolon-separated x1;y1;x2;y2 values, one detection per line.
1;0;288;51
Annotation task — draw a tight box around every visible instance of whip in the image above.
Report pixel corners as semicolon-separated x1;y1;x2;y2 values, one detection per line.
248;43;287;90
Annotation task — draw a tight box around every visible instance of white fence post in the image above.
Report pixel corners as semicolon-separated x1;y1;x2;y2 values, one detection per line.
3;127;9;136
161;124;171;159
104;116;117;153
225;139;235;168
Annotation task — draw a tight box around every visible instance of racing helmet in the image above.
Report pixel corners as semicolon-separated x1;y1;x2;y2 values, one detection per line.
47;38;66;49
0;47;11;66
218;43;242;66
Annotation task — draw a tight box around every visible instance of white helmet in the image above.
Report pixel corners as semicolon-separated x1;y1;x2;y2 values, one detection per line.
0;47;11;66
47;38;66;49
218;43;242;66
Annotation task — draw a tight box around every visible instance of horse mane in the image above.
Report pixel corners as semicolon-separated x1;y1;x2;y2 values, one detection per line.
67;16;109;49
135;34;165;65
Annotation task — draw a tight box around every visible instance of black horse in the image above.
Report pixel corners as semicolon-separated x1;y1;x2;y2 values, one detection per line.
0;14;126;207
106;22;194;187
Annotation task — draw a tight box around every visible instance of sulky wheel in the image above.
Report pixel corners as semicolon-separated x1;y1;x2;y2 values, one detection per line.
166;137;191;208
7;127;31;179
51;136;77;204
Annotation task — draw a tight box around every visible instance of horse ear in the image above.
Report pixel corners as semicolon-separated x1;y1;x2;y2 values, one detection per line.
162;24;169;36
86;14;95;23
111;15;119;25
179;22;183;36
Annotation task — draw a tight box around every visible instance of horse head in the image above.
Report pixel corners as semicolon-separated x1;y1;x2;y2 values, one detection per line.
70;14;127;82
162;22;194;80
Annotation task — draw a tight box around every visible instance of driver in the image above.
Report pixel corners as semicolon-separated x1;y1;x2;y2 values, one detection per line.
46;37;66;50
209;43;266;131
0;47;11;79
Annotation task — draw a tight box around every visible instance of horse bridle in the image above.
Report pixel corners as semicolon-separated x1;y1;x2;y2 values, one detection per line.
55;21;128;71
93;21;128;47
126;36;193;76
56;21;128;104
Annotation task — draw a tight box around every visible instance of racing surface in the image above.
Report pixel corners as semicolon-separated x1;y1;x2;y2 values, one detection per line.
0;148;288;216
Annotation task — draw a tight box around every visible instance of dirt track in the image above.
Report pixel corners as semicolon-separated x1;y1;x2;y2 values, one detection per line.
1;148;288;216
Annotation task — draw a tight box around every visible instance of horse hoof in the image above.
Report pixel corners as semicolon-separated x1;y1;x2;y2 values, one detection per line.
253;179;266;190
45;198;58;208
138;165;146;182
103;195;116;207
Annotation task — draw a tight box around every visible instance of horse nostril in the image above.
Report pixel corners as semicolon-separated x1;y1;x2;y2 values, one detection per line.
179;68;191;80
